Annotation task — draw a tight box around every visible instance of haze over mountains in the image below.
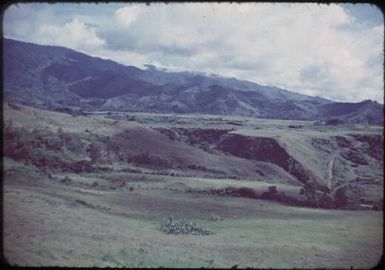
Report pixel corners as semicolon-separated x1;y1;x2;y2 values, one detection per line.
3;38;383;125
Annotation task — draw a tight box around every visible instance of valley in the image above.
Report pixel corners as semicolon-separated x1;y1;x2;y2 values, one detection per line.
3;103;383;267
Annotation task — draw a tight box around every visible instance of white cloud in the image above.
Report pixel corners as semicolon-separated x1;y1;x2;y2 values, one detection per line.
37;19;105;51
4;4;105;52
115;6;141;27
3;3;383;102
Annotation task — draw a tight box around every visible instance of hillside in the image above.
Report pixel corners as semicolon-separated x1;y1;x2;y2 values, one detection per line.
3;103;298;184
3;104;383;268
4;103;383;209
3;38;383;124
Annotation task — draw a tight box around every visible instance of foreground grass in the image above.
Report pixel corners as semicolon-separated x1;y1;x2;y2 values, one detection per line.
4;182;382;268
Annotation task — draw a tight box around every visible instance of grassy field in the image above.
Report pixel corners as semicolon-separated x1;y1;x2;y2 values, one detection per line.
3;104;383;268
4;175;382;268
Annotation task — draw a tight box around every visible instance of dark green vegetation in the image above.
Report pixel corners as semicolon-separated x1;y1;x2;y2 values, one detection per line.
4;38;383;125
3;104;383;267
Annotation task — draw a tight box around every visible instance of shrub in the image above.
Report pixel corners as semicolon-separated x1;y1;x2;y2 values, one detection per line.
60;132;84;153
341;150;368;165
30;148;62;168
91;181;99;187
43;136;63;151
66;160;94;173
61;176;72;185
210;215;222;221
268;186;278;194
318;193;334;208
335;136;351;148
132;152;172;168
237;187;258;198
261;186;278;200
334;187;348;208
326;119;345;125
288;125;302;128
160;217;213;235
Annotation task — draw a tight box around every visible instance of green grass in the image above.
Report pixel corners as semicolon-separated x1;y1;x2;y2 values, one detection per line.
4;181;383;268
3;105;383;268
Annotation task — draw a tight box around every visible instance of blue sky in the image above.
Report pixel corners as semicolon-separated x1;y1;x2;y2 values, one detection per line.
3;3;384;102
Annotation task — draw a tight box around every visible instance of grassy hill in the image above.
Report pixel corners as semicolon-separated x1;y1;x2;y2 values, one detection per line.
3;103;383;267
4;103;383;209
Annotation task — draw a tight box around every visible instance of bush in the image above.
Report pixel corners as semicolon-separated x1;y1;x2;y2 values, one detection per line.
30;148;63;168
318;193;334;208
210;215;222;221
91;181;99;188
341;150;368;165
288;125;302;128
326;119;345;125
160;217;213;235
43;136;63;151
61;176;72;185
66;160;94;173
268;186;278;194
335;136;351;148
59;132;84;152
334;187;348;208
237;187;258;198
261;186;278;199
132;152;172;168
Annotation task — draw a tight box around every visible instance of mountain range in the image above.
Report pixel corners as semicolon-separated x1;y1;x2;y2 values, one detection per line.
3;38;383;125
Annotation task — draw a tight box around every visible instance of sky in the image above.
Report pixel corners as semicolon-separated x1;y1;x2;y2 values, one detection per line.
3;2;384;103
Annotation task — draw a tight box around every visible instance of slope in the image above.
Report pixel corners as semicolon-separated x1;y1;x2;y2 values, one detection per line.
3;38;383;124
3;103;299;184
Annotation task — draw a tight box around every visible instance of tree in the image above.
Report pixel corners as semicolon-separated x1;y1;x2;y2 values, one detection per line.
334;187;348;208
300;182;319;207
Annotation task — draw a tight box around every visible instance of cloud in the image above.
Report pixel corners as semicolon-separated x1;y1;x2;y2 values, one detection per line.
4;4;105;52
37;19;105;51
3;3;383;102
115;6;141;27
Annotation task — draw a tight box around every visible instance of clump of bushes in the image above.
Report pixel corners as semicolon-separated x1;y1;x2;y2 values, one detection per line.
130;152;172;168
288;124;303;129
335;136;351;148
351;134;383;161
66;160;94;173
325;118;345;125
261;185;278;199
299;182;341;209
61;176;72;185
210;215;222;221
341;150;368;165
4;123;109;173
160;217;213;235
333;187;348;208
236;187;259;198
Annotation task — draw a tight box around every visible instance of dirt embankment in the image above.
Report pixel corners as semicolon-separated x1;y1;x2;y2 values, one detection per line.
214;134;320;186
155;128;321;187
